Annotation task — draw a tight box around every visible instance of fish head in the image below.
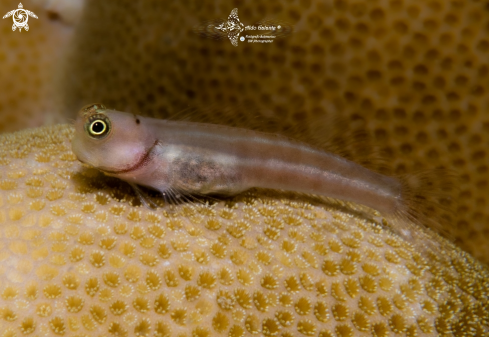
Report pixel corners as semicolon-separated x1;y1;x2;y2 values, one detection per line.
72;103;155;175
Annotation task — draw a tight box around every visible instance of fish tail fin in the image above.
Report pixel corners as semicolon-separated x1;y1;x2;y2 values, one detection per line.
388;168;458;243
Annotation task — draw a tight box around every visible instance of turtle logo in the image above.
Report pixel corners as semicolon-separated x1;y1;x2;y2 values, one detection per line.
215;8;244;47
3;3;38;32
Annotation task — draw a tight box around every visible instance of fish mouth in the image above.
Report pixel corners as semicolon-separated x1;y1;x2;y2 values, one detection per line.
97;139;159;175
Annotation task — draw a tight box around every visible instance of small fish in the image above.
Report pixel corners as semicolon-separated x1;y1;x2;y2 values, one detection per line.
72;103;452;239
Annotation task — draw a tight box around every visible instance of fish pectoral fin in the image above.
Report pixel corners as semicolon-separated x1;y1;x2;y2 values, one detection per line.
128;183;158;209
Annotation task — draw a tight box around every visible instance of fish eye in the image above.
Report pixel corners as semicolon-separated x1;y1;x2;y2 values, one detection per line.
90;120;107;134
85;114;111;139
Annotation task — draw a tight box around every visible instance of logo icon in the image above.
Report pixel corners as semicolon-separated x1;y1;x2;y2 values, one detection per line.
215;8;245;47
195;8;292;47
3;3;38;32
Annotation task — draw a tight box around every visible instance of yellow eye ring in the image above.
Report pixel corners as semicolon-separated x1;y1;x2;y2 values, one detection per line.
89;120;107;135
85;114;111;139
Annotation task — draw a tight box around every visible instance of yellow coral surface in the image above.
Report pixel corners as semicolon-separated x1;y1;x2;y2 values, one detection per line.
0;124;487;336
63;0;489;263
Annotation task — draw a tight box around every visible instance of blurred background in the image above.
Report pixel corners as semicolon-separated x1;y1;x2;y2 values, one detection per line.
1;0;488;264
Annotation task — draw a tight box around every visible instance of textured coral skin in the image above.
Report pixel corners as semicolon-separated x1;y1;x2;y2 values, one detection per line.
0;124;487;336
63;0;489;263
